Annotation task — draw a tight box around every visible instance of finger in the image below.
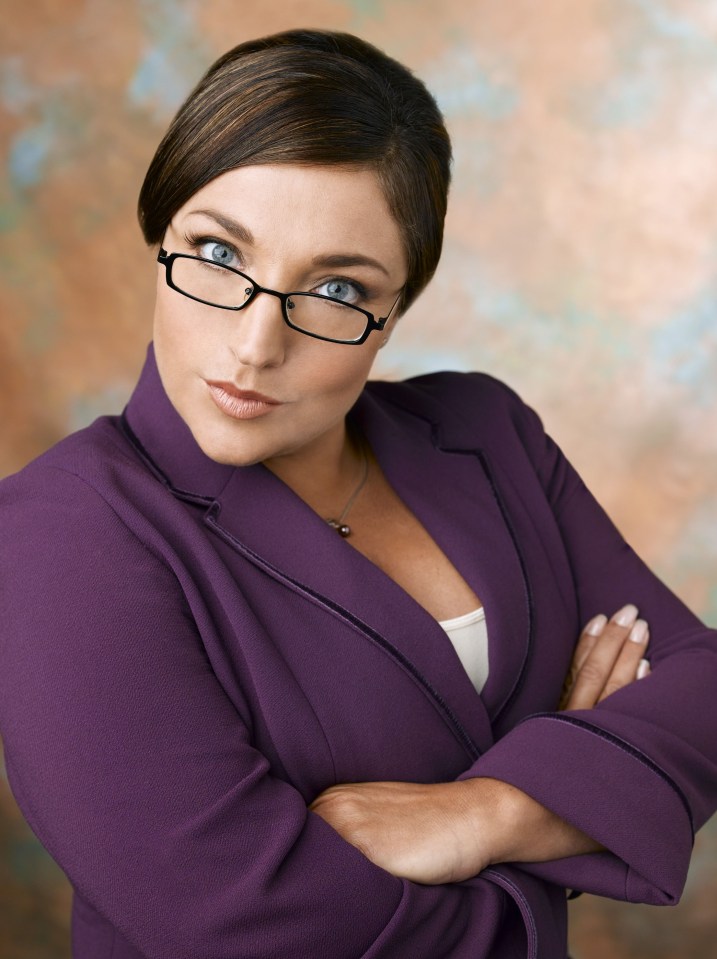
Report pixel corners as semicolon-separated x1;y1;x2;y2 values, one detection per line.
564;604;640;710
573;614;608;672
637;658;651;680
596;620;650;702
558;614;607;709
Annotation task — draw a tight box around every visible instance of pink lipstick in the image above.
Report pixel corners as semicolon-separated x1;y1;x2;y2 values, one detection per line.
206;381;282;420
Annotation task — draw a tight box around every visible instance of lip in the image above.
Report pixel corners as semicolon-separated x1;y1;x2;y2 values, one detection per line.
205;380;283;420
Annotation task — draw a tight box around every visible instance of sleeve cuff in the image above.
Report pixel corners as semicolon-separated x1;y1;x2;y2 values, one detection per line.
458;713;693;904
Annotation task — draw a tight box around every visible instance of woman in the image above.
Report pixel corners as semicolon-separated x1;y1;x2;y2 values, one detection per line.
1;28;715;959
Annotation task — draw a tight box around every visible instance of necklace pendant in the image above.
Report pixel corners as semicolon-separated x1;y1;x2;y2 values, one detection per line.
327;519;351;537
325;443;368;539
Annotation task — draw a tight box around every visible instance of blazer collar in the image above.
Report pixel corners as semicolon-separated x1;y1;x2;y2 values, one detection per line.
122;343;237;499
122;344;530;735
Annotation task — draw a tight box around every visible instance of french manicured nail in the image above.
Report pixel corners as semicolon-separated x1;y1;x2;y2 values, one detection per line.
585;614;608;636
613;604;639;628
637;658;651;679
629;619;649;644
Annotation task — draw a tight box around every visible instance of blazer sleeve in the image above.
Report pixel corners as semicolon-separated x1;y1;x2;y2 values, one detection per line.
456;377;717;905
0;464;528;959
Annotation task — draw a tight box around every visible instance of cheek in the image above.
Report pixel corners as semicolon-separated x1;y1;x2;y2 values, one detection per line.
153;285;179;355
154;284;189;344
295;345;381;405
152;285;215;372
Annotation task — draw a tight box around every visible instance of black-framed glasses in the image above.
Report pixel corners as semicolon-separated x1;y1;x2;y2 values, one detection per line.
157;248;403;345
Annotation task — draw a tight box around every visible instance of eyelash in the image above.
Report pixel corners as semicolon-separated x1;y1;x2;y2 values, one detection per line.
181;230;372;301
183;231;241;264
317;277;370;302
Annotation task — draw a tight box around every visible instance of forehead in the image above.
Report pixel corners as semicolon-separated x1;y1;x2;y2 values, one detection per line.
175;164;407;277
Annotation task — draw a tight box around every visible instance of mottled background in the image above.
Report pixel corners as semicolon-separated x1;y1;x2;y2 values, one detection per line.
2;0;717;956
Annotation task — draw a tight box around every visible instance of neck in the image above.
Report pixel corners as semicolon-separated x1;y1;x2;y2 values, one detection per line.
263;420;363;515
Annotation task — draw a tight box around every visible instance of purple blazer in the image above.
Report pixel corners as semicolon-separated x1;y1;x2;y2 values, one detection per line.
2;344;716;959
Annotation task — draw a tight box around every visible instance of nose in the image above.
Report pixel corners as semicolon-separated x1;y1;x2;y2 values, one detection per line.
228;289;288;369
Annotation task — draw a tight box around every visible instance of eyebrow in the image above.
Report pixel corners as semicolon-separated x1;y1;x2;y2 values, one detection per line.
185;207;390;277
187;209;254;245
311;253;389;277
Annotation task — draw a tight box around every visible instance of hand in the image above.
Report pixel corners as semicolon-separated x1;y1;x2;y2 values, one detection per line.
309;777;602;884
309;779;489;884
559;603;651;711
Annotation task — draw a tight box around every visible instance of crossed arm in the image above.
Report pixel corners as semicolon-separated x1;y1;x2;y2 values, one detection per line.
309;604;651;884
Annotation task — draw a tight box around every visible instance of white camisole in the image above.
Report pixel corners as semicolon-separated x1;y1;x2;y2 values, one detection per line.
437;607;489;694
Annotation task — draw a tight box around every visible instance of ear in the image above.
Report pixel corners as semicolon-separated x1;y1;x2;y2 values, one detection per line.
378;309;401;349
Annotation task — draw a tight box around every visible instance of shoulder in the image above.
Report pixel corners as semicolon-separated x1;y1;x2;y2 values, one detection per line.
1;414;163;503
367;369;519;407
365;370;546;451
0;416;174;561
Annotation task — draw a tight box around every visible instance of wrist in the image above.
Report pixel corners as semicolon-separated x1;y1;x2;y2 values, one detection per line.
458;777;528;868
452;776;519;870
456;776;603;866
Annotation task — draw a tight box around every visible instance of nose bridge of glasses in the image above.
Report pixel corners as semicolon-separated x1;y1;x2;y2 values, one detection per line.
225;281;291;366
242;279;294;321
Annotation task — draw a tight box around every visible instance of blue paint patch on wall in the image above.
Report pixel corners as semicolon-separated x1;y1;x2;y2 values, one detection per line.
423;245;641;388
650;287;717;406
567;36;666;130
346;0;384;18
2;57;61;192
67;382;134;432
625;0;717;53
385;343;475;375
576;68;661;128
128;0;208;119
668;500;717;625
2;60;90;193
128;46;191;118
422;46;518;199
569;0;717;131
8;121;56;190
425;47;518;120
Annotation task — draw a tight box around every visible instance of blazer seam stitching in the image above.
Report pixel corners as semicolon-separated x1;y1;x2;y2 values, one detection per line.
482;868;538;959
205;509;482;762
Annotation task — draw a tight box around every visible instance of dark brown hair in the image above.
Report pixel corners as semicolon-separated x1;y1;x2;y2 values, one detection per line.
137;29;452;312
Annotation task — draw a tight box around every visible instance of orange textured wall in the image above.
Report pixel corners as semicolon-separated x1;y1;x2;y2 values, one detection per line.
2;2;717;956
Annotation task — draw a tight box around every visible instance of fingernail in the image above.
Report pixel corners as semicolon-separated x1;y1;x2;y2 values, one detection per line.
629;619;649;644
637;658;651;679
613;604;639;628
585;614;608;636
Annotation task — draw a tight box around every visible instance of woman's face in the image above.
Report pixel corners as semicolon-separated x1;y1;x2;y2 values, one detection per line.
152;164;407;469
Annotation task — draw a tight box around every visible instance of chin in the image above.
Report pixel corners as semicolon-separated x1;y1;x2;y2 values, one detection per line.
187;422;267;468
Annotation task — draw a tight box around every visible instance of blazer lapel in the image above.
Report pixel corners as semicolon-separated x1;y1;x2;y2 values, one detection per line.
351;387;533;724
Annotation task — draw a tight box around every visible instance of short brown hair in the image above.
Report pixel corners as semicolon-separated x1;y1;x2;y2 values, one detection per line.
137;29;452;312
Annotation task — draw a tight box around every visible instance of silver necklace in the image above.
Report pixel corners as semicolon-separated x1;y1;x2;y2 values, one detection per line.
326;445;369;538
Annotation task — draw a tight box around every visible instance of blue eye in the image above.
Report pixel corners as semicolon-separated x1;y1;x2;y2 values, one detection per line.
198;240;237;267
315;279;363;304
